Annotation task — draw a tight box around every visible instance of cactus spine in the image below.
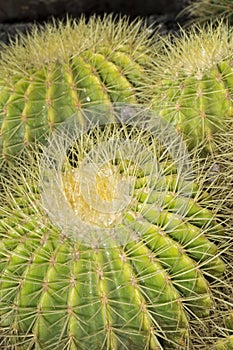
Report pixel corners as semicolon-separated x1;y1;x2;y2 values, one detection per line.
185;0;233;25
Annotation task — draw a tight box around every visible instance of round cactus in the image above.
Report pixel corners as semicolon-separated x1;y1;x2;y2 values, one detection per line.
0;106;227;350
150;22;233;154
0;15;156;162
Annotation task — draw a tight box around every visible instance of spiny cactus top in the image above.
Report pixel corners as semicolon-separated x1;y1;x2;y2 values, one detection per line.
151;22;233;154
0;15;156;161
0;106;226;350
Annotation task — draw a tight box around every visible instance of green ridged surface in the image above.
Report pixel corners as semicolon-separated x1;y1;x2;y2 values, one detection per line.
0;158;225;350
0;16;154;160
152;63;233;153
150;23;233;154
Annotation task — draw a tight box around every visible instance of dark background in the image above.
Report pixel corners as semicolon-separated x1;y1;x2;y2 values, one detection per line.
0;0;189;44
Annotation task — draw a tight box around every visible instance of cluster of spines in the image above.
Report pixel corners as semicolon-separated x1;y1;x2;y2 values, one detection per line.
0;140;228;350
150;21;233;154
184;0;233;24
0;13;232;350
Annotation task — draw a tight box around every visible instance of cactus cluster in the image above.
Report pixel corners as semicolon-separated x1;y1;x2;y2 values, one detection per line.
0;12;232;350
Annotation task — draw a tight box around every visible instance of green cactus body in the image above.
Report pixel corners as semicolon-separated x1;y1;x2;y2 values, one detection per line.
151;22;233;154
0;108;226;350
0;16;155;161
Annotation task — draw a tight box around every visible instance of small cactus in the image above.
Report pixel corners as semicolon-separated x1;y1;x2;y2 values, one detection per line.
0;106;227;350
0;15;156;162
150;21;233;154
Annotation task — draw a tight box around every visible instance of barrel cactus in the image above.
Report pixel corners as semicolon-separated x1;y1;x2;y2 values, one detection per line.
0;15;156;162
0;105;227;350
150;22;233;154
